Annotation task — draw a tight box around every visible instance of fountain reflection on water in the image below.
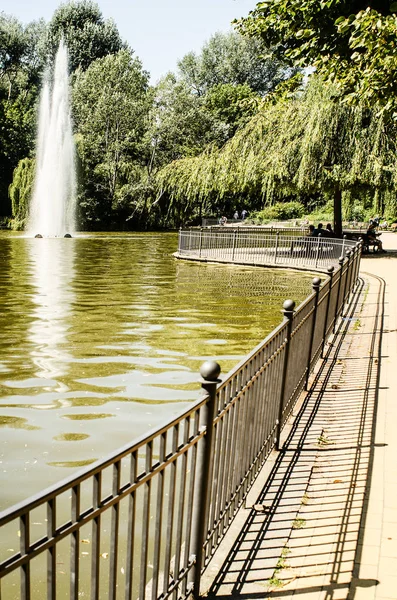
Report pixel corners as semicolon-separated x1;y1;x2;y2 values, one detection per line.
28;39;76;238
28;238;75;391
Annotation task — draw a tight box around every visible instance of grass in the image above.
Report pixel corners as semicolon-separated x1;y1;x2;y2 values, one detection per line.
292;518;306;529
317;433;332;446
281;546;291;559
268;574;284;588
352;318;361;331
268;546;291;588
361;283;369;311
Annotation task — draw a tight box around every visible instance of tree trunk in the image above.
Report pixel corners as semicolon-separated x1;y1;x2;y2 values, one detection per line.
334;188;342;238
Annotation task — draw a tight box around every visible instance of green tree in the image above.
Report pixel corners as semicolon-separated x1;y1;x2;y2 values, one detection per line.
0;91;36;217
0;12;28;99
44;0;125;72
72;49;151;228
0;14;47;218
158;79;397;234
237;0;397;113
0;14;46;98
204;83;260;134
8;157;35;227
150;74;228;168
177;30;296;96
149;32;289;179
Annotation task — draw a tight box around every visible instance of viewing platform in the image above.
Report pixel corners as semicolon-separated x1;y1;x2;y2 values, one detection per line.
175;228;359;272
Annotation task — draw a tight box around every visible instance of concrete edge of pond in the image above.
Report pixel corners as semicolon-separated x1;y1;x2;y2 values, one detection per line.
172;251;330;274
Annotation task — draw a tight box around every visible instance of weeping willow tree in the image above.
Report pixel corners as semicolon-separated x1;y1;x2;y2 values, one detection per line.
9;157;35;229
157;78;397;235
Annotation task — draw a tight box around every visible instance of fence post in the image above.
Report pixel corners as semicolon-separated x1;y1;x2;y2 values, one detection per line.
231;229;237;262
276;300;295;451
321;267;334;359
178;227;182;253
189;228;192;252
342;234;346;257
274;232;279;264
353;241;361;287
333;256;345;333
343;250;352;307
315;233;321;268
305;278;321;390
348;246;356;293
190;361;221;600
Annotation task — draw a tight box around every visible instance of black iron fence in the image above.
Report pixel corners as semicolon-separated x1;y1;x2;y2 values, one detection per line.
177;228;358;271
202;223;308;234
0;239;362;600
201;220;308;230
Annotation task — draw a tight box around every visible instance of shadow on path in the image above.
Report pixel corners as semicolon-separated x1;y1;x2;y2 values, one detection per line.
204;274;385;599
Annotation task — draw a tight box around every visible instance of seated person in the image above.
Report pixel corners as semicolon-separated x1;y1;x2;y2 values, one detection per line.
312;223;324;237
325;223;335;237
366;222;386;252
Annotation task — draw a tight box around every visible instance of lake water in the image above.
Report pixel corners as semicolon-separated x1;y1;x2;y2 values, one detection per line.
0;232;313;508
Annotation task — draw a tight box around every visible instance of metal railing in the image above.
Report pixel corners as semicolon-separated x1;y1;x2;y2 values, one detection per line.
201;219;310;229
203;225;308;235
177;228;358;271
0;241;362;600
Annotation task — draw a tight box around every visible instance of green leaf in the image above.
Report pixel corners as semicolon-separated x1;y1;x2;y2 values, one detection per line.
339;24;351;34
390;2;397;13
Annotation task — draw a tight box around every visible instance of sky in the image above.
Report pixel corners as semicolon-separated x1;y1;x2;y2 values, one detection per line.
1;0;257;83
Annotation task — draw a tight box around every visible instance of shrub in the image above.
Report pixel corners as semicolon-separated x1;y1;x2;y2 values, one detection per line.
304;199;333;223
250;201;305;223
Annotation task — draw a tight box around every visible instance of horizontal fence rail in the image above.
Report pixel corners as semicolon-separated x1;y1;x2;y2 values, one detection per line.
177;228;358;271
0;239;362;600
201;221;308;231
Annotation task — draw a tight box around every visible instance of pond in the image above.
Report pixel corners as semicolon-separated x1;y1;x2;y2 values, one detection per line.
0;232;314;508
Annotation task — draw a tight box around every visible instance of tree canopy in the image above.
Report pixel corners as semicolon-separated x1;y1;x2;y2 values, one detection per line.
237;0;397;114
44;0;126;71
149;31;293;171
72;49;151;227
177;30;297;96
0;14;44;215
157;78;397;230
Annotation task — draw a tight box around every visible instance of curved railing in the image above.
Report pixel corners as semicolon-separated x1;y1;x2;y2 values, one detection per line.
0;239;362;600
176;228;358;271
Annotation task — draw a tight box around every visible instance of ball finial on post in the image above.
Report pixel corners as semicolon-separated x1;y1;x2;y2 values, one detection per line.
199;360;221;382
283;299;295;313
312;277;321;289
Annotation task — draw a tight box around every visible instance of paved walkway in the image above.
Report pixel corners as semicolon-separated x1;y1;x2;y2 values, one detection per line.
201;233;397;600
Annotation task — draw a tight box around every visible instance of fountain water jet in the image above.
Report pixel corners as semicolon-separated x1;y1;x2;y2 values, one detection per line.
28;40;76;238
